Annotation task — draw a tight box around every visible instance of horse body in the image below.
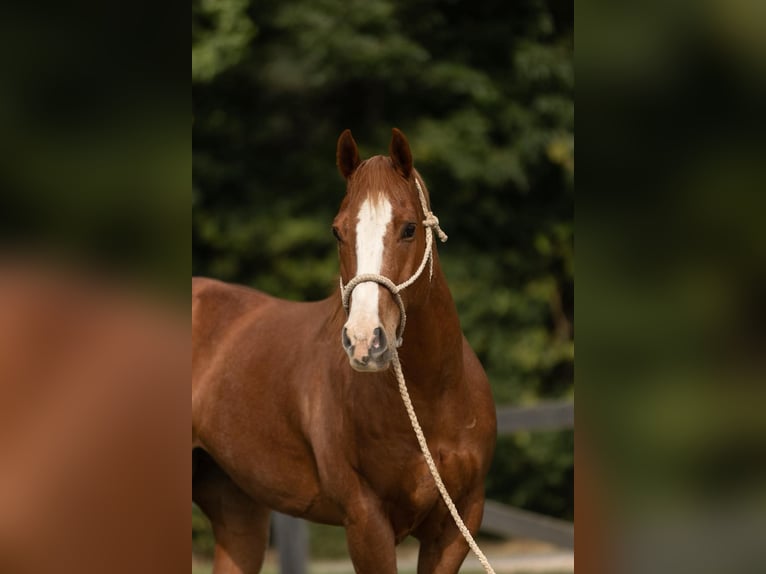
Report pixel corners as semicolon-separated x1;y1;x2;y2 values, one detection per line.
192;129;496;573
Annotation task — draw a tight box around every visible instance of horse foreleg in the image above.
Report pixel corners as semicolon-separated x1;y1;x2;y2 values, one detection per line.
193;456;270;574
343;491;398;574
415;492;486;574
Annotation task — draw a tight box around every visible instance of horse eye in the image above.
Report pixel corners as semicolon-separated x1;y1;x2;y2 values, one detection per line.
332;226;342;242
401;223;417;240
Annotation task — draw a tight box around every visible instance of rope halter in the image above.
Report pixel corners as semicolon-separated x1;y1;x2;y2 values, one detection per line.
339;177;448;347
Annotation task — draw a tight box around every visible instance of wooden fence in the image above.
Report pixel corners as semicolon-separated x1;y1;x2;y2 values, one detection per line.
273;400;574;573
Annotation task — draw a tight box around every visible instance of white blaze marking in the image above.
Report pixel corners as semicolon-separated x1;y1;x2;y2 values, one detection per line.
346;196;392;343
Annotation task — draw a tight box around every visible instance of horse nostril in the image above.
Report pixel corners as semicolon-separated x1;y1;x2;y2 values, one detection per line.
342;327;352;351
370;327;388;357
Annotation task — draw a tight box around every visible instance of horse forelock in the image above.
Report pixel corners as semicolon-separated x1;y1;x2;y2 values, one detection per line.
347;156;415;205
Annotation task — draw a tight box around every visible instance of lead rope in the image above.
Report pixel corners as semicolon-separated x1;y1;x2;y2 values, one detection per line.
340;178;496;574
392;353;496;574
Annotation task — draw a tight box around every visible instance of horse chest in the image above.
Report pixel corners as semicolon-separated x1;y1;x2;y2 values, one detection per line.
362;441;469;538
400;457;441;510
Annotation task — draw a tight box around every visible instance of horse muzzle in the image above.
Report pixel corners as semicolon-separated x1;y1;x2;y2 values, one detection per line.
342;325;392;372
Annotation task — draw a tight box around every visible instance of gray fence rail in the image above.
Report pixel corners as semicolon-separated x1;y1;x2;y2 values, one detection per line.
481;400;574;550
481;500;574;549
275;400;574;571
496;401;574;433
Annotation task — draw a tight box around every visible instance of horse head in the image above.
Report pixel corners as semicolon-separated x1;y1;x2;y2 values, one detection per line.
333;128;443;372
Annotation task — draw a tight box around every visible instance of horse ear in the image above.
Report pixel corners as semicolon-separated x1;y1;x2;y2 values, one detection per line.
389;127;413;178
337;129;361;179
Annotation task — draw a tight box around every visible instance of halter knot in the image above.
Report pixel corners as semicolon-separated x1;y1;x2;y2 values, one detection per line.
423;212;448;243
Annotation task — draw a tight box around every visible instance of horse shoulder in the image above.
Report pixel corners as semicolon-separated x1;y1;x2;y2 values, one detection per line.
459;336;497;470
460;335;493;406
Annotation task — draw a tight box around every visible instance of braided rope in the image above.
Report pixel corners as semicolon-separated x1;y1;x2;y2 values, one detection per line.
341;274;407;346
340;177;495;573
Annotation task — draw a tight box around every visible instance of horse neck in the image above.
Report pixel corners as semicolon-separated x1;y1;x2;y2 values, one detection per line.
396;255;464;390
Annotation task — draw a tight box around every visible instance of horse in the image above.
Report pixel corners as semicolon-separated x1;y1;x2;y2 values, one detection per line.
192;128;497;573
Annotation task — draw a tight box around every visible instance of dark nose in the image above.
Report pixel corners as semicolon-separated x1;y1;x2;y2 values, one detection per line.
342;327;353;354
341;326;388;363
369;327;388;358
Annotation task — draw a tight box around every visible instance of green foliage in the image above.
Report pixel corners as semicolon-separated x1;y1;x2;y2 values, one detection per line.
192;0;256;82
192;504;215;558
487;431;575;521
308;522;352;559
192;0;573;548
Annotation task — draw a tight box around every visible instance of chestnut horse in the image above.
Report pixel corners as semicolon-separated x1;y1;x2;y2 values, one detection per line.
192;128;496;573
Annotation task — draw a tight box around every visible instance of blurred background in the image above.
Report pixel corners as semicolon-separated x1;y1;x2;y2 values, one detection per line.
577;0;766;572
192;0;574;571
0;4;189;572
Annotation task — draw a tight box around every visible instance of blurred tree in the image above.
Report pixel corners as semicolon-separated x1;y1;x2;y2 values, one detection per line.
192;0;573;541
